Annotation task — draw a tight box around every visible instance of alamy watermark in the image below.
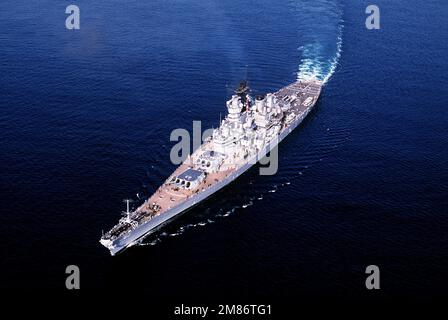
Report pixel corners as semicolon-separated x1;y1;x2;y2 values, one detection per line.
65;5;80;30
365;265;380;289
65;265;80;289
365;5;380;30
65;5;379;31
169;121;278;176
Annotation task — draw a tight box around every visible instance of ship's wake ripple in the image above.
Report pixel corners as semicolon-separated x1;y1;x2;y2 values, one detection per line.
292;0;344;84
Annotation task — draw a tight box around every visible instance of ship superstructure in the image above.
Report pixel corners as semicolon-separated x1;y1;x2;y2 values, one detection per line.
100;79;322;255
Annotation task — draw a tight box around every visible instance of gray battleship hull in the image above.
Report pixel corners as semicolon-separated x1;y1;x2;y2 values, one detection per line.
106;99;317;255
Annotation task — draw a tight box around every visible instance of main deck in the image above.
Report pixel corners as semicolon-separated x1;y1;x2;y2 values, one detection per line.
100;79;322;254
135;80;322;223
137;153;236;222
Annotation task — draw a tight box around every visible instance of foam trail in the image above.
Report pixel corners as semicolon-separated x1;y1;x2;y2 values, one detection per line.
291;0;344;84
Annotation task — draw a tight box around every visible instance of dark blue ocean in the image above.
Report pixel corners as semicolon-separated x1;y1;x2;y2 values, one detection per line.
0;0;447;298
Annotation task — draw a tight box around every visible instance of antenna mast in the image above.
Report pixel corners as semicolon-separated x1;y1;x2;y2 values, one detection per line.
123;199;132;221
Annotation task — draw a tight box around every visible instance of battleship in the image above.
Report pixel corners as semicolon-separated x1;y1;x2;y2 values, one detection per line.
100;79;322;255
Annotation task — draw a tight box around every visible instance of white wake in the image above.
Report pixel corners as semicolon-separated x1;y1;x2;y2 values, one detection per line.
292;0;344;84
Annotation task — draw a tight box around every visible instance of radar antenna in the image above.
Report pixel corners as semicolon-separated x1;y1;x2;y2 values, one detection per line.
235;65;251;112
